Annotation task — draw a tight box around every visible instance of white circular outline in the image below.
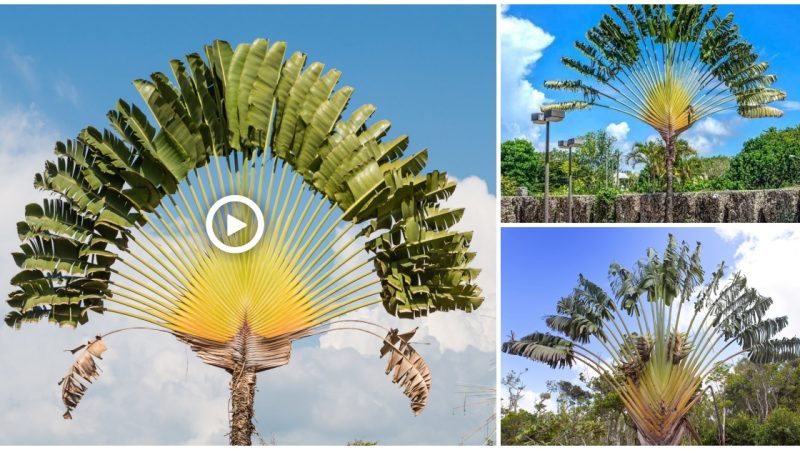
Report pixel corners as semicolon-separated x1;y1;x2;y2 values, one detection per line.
205;195;265;254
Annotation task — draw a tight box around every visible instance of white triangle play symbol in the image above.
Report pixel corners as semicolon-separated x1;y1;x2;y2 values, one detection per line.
226;214;247;237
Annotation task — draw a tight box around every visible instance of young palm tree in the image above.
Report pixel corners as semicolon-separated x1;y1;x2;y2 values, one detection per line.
543;4;785;222
503;235;800;445
6;39;483;445
626;140;697;192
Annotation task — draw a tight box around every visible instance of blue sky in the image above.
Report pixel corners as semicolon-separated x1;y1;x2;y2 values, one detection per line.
500;226;800;410
0;5;497;445
501;5;800;160
0;5;495;189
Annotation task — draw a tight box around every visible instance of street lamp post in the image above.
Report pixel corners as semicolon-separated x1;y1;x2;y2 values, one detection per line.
532;110;565;223
558;137;584;223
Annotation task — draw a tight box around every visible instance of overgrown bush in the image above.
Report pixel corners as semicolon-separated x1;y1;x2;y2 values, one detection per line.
592;187;619;222
726;126;800;189
501;176;518;197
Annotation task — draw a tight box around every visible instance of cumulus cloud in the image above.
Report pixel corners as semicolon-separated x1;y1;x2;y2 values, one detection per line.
500;9;554;146
715;225;800;336
517;389;556;413
684;117;736;155
605;121;632;153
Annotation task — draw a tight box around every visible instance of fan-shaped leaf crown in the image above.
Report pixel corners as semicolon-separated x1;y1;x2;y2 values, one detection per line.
543;5;785;138
7;39;483;345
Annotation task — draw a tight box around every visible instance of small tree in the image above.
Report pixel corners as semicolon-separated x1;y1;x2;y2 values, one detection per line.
626;139;697;192
501;139;540;193
502;369;528;413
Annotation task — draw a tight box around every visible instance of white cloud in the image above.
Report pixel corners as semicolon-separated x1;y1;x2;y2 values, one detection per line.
606;121;631;153
0;311;494;444
714;225;800;338
500;9;554;147
517;388;556;413
778;100;800;111
319;176;496;355
684;117;735;155
605;121;629;142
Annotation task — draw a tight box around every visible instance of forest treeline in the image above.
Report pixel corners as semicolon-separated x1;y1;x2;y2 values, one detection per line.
502;359;800;445
501;125;800;198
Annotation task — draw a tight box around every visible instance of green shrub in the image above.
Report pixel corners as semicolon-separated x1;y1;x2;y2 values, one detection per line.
727;126;800;189
726;412;761;445
501;176;518;197
761;407;800;445
592;187;619;222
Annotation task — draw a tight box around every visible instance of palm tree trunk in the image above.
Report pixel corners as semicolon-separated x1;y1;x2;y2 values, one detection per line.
637;426;686;446
230;363;257;446
663;135;676;223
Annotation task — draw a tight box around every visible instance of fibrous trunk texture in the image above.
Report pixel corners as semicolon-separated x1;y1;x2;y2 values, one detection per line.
664;135;676;223
175;325;312;445
637;423;686;446
230;363;257;446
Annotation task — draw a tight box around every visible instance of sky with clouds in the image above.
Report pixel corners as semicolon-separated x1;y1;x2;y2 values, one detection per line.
0;5;496;444
501;226;800;412
501;4;800;161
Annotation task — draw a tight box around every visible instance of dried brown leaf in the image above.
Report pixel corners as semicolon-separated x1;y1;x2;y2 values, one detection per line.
379;327;431;415
58;336;107;419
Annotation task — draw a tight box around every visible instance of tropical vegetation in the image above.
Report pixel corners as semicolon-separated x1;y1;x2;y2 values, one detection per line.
502;359;800;445
501;123;800;199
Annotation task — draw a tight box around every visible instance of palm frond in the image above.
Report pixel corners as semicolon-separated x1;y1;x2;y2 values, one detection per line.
380;327;432;415
502;332;576;369
59;336;107;419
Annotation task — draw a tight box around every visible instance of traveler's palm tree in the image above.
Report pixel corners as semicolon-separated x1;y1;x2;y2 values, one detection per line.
6;39;483;445
503;235;800;445
543;4;785;222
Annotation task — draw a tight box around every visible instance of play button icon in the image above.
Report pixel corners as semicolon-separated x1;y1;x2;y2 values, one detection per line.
226;215;247;237
205;195;265;254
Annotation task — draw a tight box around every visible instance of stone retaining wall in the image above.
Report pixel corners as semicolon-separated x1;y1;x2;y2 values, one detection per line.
501;188;800;223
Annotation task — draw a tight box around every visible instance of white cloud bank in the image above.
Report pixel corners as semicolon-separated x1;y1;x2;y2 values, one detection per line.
500;9;554;146
716;225;800;336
